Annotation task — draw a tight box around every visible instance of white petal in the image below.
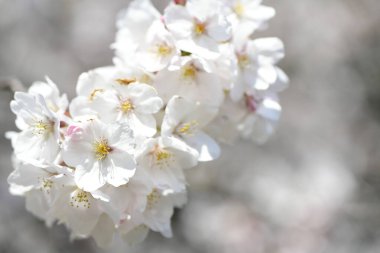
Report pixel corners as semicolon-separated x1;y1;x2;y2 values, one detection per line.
75;163;107;192
207;15;232;42
121;224;149;245
25;190;50;220
164;5;193;38
91;214;115;248
185;132;221;162
106;151;136;187
129;113;157;137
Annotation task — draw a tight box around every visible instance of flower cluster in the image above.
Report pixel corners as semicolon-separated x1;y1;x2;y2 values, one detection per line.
7;0;287;247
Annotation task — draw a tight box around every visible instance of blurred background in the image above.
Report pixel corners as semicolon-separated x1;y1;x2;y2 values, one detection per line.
1;0;380;252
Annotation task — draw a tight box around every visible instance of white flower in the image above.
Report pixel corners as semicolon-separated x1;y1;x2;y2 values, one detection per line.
230;38;287;101
88;181;153;247
91;83;163;137
205;95;246;144
137;20;179;72
10;92;62;163
164;0;232;58
119;189;187;239
101;178;153;225
141;188;187;237
113;0;160;66
90;214;117;248
7;161;69;221
6;0;288;247
47;171;112;237
120;222;150;246
62;120;136;191
136;137;198;192
69;69;111;119
162;96;220;162
28;77;69;115
224;0;276;43
238;93;282;143
70;67;156;121
154;55;225;106
208;92;282;144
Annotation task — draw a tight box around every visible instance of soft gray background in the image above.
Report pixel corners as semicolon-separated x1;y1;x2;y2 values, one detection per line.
1;0;380;252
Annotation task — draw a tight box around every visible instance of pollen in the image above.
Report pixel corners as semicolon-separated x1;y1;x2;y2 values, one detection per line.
156;150;171;161
89;88;104;101
237;53;250;68
120;100;134;113
234;2;245;17
42;178;53;189
70;189;91;209
177;120;199;135
157;44;173;56
116;78;136;85
194;22;207;35
181;64;197;80
152;145;173;168
39;177;53;193
93;138;112;161
146;188;160;209
33;120;53;135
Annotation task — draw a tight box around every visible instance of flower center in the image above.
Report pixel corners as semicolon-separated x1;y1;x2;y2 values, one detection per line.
234;2;245;17
146;188;160;209
176;120;199;135
116;78;136;85
89;88;104;101
152;146;173;168
93;138;112;160
70;189;91;209
181;64;197;80
194;22;206;35
157;43;173;56
38;177;53;193
156;150;171;161
42;178;53;189
33;120;53;135
120;100;134;113
237;53;250;68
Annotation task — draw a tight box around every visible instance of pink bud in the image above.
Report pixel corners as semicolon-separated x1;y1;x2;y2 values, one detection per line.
66;125;82;137
174;0;186;5
245;95;260;113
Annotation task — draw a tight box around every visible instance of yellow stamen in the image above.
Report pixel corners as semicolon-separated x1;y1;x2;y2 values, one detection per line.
177;120;199;135
120;100;134;113
182;64;197;79
234;2;245;17
151;145;173;168
237;53;250;68
89;88;104;101
116;78;136;86
156;150;172;161
93;138;112;161
42;178;53;189
33;120;53;135
70;189;91;209
146;188;160;209
194;22;206;35
157;44;172;56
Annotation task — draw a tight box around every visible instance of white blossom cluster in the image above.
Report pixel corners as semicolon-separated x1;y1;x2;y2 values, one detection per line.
7;0;287;247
